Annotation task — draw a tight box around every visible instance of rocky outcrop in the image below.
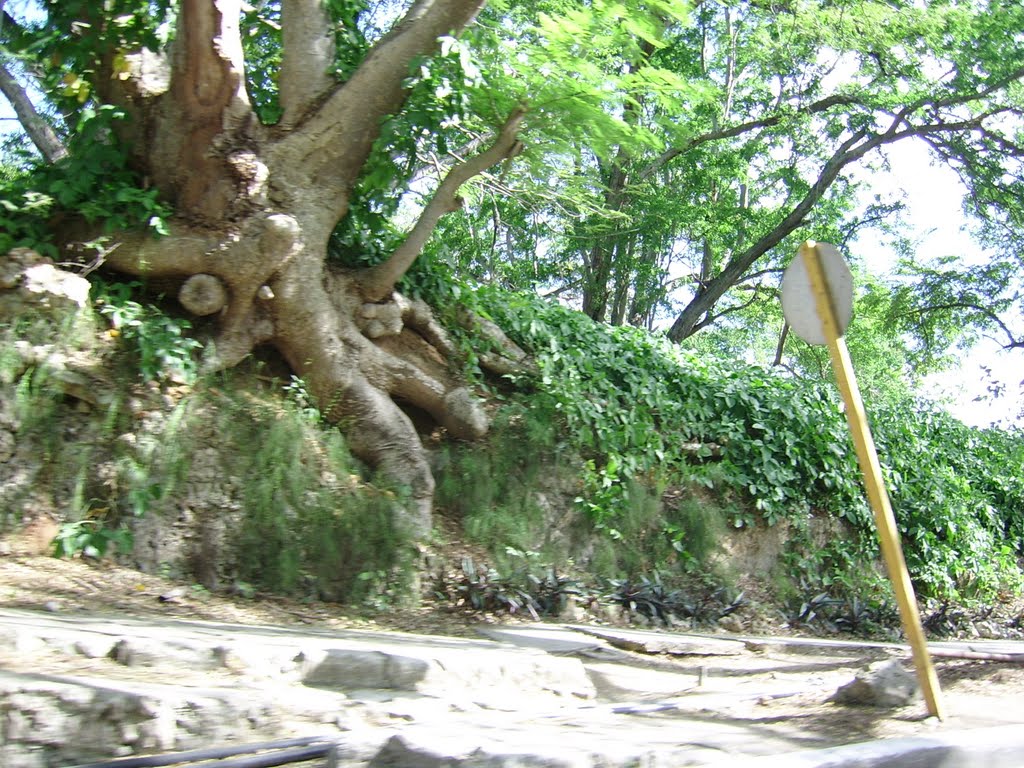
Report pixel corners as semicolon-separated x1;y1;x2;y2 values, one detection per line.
831;658;921;708
0;249;91;320
0;250;367;593
0;250;112;549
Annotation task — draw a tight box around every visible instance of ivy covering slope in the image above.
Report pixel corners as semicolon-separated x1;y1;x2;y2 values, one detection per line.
467;287;1024;601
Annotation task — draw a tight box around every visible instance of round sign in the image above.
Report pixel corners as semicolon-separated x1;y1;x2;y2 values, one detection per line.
780;242;854;345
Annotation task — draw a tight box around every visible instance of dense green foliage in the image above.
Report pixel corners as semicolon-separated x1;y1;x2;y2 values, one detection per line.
1;351;415;603
0;106;170;256
4;265;1022;616
3;0;1022;364
212;384;416;604
411;0;1024;355
0;291;413;604
455;287;1023;601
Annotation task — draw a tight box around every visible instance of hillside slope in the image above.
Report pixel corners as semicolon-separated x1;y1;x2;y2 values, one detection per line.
2;255;1022;639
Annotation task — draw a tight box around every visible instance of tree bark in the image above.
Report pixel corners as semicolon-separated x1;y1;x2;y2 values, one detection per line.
279;0;335;128
581;160;628;321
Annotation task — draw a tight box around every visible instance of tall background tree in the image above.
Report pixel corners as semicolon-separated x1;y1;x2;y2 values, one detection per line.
427;0;1023;371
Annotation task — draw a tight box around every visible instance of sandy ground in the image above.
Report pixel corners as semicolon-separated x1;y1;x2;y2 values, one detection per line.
0;554;486;635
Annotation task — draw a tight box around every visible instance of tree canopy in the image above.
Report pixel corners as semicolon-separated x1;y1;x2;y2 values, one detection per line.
420;0;1024;372
4;0;1022;347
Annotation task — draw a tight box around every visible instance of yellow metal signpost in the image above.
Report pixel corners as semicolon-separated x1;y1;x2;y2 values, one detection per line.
787;240;945;720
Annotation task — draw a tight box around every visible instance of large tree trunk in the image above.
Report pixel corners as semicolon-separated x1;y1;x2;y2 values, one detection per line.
65;0;520;536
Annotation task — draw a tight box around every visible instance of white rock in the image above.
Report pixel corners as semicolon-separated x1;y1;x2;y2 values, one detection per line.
832;659;920;708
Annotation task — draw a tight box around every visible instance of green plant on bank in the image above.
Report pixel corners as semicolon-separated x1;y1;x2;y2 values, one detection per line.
7;365;64;463
770;523;901;635
91;279;203;383
3;288;202;562
115;395;192;520
472;288;858;524
433;399;568;560
606;571;746;626
282;374;324;423
52;514;133;560
8;364;184;554
872;404;1024;599
2;300;414;604
585;480;730;579
434;549;585;620
431;549;746;630
433;387;738;616
780;583;900;636
202;380;417;605
2;310;101;454
1;309;140;539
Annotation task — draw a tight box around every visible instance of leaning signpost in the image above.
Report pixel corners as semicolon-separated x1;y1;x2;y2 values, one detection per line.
781;240;946;720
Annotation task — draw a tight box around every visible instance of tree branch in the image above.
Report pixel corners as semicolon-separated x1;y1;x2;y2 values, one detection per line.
772;322;790;367
667;127;878;340
0;59;68;163
691;285;766;333
275;0;486;206
639;93;864;181
899;301;1023;350
664;91;1011;343
642;63;1023;187
279;0;334;128
96;224;217;278
737;266;785;283
917;65;1024;113
360;108;526;301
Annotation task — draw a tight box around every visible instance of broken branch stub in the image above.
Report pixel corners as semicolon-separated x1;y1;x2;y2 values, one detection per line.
179;274;227;316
